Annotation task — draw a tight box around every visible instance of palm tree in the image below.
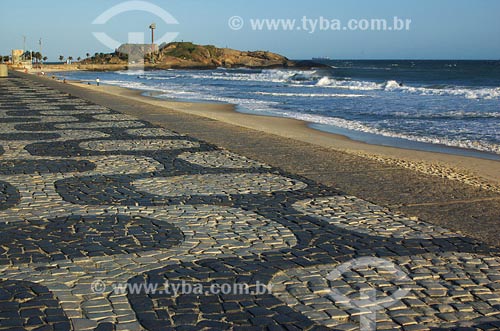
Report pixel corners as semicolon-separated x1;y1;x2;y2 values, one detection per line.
77;57;81;62
59;55;65;62
43;56;48;62
86;53;90;58
33;52;42;63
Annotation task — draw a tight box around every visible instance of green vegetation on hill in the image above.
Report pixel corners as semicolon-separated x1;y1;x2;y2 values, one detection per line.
161;42;223;60
81;42;296;69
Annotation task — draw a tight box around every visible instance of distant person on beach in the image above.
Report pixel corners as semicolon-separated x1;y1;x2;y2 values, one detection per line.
96;78;100;86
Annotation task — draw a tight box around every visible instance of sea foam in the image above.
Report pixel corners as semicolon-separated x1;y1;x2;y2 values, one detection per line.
315;77;500;100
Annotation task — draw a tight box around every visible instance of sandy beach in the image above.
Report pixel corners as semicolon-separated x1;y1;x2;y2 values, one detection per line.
60;79;500;191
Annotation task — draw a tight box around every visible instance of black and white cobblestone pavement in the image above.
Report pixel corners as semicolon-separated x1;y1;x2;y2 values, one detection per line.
0;76;499;330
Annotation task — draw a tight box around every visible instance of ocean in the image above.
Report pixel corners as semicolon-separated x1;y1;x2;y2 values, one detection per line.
58;60;500;159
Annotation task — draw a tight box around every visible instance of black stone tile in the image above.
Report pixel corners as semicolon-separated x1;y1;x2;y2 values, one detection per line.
0;159;95;175
0;280;70;330
0;180;21;211
0;132;61;140
0;215;183;264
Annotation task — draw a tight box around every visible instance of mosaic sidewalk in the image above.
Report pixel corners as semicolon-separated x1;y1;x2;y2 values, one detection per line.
0;76;499;331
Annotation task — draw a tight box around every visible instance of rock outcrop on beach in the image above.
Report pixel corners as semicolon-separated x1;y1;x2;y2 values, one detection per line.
156;42;295;68
81;42;296;69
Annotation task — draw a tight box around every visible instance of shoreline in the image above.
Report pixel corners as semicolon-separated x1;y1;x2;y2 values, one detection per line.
309;123;500;162
58;78;500;191
22;70;500;191
14;70;500;246
37;69;500;161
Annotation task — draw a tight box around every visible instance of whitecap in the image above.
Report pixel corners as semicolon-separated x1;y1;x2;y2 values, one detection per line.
385;80;500;100
253;92;368;98
315;77;382;91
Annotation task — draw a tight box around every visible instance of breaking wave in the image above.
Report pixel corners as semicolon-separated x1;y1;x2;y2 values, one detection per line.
315;77;500;99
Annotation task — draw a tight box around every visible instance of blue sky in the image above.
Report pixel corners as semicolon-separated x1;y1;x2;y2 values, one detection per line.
1;0;499;61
